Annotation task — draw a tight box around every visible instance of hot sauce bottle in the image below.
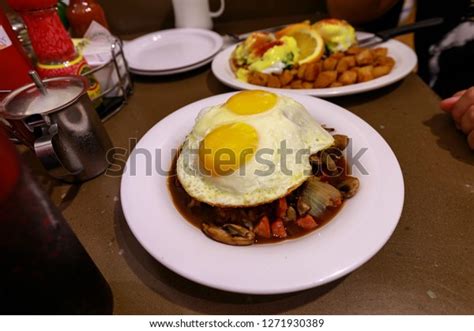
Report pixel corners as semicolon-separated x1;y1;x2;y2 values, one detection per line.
6;0;102;103
67;0;109;38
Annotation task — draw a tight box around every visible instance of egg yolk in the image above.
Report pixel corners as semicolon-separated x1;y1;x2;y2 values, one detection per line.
199;122;259;176
225;90;277;115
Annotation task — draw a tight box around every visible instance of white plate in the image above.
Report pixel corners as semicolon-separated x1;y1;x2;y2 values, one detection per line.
211;33;417;97
124;28;223;72
120;92;404;294
129;56;214;76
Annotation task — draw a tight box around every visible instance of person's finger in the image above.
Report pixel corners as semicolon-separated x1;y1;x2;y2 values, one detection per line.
468;131;474;150
454;89;467;97
440;90;468;111
460;105;474;134
451;87;474;122
440;95;462;111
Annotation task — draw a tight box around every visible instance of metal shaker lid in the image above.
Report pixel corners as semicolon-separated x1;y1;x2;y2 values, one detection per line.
0;76;88;120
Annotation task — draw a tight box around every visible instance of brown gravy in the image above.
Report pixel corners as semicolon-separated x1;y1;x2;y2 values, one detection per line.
167;155;346;245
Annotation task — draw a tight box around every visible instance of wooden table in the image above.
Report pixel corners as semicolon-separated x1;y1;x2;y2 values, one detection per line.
31;21;474;314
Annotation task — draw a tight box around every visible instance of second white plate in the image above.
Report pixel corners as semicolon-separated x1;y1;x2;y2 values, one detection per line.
124;28;223;72
211;33;417;97
129;56;215;76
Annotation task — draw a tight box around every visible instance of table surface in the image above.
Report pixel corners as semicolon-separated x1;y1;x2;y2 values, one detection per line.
31;18;474;314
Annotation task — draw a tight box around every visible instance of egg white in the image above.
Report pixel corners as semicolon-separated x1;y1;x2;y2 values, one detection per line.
176;94;334;207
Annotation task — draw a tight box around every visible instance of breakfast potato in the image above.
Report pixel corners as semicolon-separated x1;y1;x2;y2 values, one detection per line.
330;82;343;88
314;70;337;88
302;81;314;89
297;63;308;79
336;56;356;73
304;62;318;81
355;49;374;66
372;65;391;78
345;55;356;67
346;46;363;55
315;62;322;77
248;71;268;86
290;79;304;89
336;59;349;73
279;69;295;86
375;56;396;69
329;52;345;60
387;57;396;68
338;70;358;85
373;47;388;58
323;57;338;71
267;74;282;88
356;65;374;82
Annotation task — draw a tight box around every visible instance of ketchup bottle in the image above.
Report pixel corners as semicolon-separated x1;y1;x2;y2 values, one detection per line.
0;8;33;93
0;129;113;314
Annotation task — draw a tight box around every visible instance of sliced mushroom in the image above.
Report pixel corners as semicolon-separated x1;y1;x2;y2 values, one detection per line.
322;125;335;132
321;151;338;173
202;223;255;246
297;199;311;216
325;146;344;160
336;176;360;199
333;134;349;151
285;206;297;222
309;153;322;167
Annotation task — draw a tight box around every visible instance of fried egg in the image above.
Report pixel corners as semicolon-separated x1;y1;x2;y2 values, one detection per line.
176;91;334;207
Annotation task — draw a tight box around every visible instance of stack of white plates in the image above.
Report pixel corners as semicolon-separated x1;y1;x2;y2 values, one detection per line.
124;28;224;76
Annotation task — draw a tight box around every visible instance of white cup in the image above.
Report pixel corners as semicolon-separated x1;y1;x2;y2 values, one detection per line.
172;0;225;30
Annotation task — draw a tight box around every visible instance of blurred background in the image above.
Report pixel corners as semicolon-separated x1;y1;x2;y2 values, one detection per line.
0;0;328;35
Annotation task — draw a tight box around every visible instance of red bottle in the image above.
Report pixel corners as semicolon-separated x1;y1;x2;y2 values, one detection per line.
0;8;33;93
67;0;110;38
0;129;113;314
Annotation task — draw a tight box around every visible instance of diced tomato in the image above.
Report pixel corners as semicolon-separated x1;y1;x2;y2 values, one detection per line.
254;216;271;239
271;219;287;238
296;215;318;230
277;197;288;219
